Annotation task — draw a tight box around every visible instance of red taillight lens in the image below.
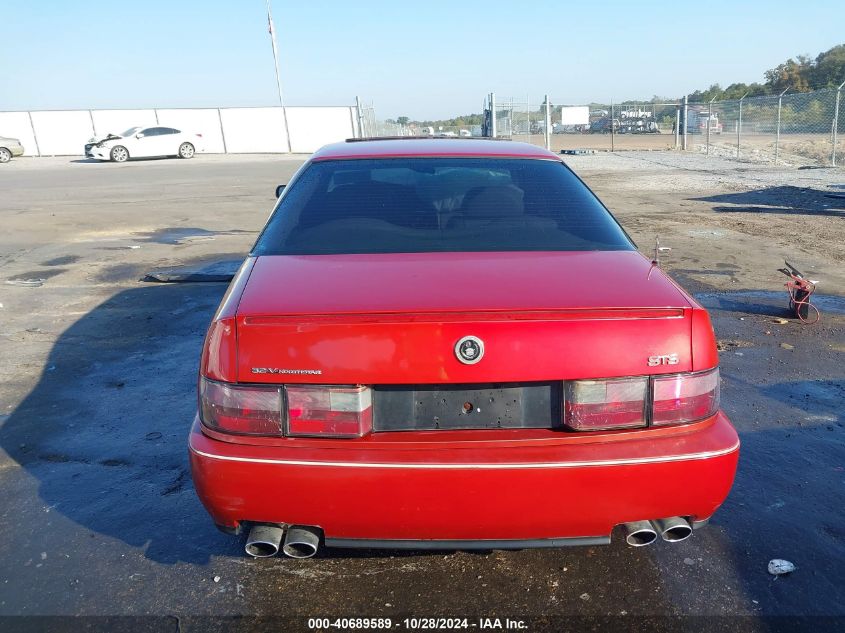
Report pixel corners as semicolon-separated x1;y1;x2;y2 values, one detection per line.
198;379;373;438
199;377;282;435
652;368;720;426
563;369;720;432
200;317;237;382
564;377;648;431
286;385;373;438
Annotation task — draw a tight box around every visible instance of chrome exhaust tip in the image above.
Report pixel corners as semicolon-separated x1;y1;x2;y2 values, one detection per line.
652;517;693;543
623;520;658;547
282;525;321;559
245;524;284;558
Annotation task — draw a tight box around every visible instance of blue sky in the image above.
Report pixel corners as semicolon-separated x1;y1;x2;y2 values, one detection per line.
2;0;844;119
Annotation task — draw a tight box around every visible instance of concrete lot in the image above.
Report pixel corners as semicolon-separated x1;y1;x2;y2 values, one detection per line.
1;153;844;629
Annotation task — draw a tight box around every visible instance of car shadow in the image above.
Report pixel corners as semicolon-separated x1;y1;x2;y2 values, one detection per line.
0;282;241;565
690;185;845;216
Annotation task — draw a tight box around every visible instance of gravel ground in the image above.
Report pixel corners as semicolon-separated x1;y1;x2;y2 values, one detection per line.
0;151;843;631
564;151;845;284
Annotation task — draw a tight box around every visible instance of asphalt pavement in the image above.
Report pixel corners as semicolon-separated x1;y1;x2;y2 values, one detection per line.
0;154;843;632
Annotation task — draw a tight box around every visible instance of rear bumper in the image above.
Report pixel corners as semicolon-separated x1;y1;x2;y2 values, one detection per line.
188;412;739;543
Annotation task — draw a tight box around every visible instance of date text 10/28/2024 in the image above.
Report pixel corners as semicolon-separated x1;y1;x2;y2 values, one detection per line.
307;618;528;630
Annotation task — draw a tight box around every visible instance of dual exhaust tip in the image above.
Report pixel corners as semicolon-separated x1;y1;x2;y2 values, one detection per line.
623;517;692;547
245;524;321;559
245;517;692;556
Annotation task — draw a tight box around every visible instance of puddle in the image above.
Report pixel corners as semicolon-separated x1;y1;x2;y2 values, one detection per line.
41;255;80;266
696;290;845;316
8;269;66;281
6;269;67;287
133;227;253;245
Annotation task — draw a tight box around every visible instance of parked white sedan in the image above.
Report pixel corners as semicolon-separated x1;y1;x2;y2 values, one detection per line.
86;126;203;162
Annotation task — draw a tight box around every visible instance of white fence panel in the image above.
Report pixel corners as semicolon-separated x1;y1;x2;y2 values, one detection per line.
218;107;289;153
286;106;355;153
155;109;226;153
3;104;361;156
91;109;157;138
0;112;38;156
30;111;94;156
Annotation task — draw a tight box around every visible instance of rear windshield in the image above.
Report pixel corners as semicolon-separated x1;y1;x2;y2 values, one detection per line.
253;157;634;255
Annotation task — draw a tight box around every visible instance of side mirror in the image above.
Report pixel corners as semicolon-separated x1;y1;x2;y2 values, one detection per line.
135;134;142;139
275;184;286;198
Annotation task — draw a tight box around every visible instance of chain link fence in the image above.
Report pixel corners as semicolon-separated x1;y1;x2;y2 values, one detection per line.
699;88;844;166
358;84;845;167
482;87;845;166
359;101;482;138
483;95;681;153
357;100;412;137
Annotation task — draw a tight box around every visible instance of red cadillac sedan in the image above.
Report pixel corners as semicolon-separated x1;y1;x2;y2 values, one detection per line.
189;138;739;558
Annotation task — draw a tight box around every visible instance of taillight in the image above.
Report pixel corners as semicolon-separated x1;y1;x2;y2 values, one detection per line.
198;378;373;438
564;377;647;431
563;368;720;431
652;368;720;426
286;385;372;438
199;377;282;435
200;317;237;382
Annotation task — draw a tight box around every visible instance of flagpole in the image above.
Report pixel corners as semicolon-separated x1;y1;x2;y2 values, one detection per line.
266;0;292;153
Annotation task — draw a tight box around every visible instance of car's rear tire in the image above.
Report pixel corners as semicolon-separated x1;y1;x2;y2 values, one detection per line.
178;142;195;159
110;145;129;162
0;148;11;163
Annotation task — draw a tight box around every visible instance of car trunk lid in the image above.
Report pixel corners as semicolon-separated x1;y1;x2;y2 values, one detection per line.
234;251;695;385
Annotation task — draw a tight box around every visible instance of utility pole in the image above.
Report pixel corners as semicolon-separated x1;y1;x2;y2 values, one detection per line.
266;0;292;153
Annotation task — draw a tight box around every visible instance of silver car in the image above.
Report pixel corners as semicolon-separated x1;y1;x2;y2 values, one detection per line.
0;136;24;163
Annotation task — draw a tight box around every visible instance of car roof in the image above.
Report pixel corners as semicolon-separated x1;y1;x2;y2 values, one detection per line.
311;138;560;161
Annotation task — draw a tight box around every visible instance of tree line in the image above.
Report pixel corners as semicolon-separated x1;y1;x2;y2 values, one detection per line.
387;43;845;124
687;43;845;102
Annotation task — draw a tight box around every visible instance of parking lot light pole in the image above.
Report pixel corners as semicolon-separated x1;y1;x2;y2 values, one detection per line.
27;111;41;157
682;95;688;151
832;79;845;167
775;87;789;164
266;0;292;153
737;92;749;159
